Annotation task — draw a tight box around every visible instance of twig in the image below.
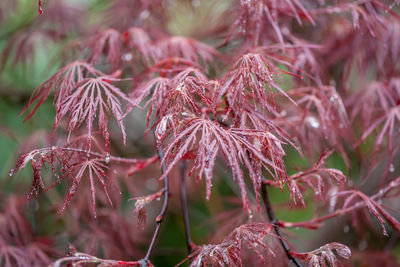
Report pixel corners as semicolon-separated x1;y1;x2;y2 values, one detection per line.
261;183;303;267
279;177;400;229
179;160;195;254
139;147;169;266
30;146;157;164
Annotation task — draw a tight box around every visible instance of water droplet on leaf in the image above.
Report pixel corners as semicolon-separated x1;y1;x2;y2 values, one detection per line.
123;53;132;61
38;0;43;15
139;10;150;19
305;116;320;129
389;164;395;173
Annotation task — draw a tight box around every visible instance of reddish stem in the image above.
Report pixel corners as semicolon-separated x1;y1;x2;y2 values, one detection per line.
40;146;157;164
261;183;303;267
179;160;195;254
139;147;169;266
279;178;399;229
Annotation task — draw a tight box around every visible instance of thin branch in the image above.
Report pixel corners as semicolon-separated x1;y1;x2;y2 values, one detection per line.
180;160;195;254
279;178;400;229
139;147;169;266
59;147;143;163
261;182;303;267
33;146;157;164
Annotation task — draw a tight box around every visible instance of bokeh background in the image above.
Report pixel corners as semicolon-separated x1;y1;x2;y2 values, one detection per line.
0;0;400;266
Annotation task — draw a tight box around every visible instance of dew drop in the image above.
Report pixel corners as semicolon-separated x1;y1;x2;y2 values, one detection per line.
343;224;350;233
38;0;43;15
248;211;253;219
281;27;289;35
123;53;132;61
389;164;395;173
139;10;150;19
390;180;399;188
328;187;338;212
105;153;110;164
305;116;320;129
9;168;14;177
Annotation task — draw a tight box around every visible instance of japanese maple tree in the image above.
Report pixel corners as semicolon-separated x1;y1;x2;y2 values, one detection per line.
2;0;400;266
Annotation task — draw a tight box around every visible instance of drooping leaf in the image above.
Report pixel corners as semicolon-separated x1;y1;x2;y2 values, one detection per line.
181;223;275;267
158;117;288;212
